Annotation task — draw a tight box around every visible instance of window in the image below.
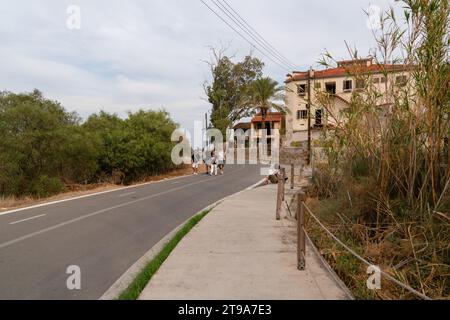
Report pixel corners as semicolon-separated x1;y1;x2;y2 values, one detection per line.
373;77;380;84
314;82;321;89
355;79;366;90
315;109;323;127
325;82;336;95
343;80;353;91
380;77;387;84
396;75;407;87
297;84;307;96
297;110;308;120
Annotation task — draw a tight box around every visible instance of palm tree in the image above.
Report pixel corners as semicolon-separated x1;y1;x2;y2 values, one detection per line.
245;78;286;157
250;77;285;118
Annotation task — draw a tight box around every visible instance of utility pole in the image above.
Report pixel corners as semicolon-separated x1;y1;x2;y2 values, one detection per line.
307;67;312;165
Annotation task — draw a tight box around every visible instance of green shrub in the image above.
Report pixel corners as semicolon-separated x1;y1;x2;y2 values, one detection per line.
30;175;65;198
0;90;179;198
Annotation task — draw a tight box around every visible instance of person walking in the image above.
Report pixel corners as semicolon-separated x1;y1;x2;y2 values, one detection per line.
210;149;218;176
217;147;225;175
203;147;210;175
192;149;200;175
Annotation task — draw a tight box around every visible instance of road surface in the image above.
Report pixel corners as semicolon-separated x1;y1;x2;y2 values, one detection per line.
0;164;263;300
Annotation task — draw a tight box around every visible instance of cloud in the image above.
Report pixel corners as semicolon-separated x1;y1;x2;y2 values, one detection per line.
0;0;402;132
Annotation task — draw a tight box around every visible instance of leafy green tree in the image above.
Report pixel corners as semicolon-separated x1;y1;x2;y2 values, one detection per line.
122;110;178;182
83;111;126;178
84;109;178;184
205;49;264;135
0;90;96;197
0;90;180;197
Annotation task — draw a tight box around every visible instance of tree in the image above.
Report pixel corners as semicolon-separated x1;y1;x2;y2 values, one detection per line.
0;90;180;197
205;47;264;135
83;111;126;178
248;77;285;119
0;90;97;197
84;109;178;184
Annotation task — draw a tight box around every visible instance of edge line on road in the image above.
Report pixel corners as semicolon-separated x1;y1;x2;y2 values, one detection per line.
0;170;214;217
0;167;249;250
99;178;266;300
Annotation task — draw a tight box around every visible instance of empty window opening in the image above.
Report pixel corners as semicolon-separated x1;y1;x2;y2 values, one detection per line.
325;82;336;95
343;80;353;91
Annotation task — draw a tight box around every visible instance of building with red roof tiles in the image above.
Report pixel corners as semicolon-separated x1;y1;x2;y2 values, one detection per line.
284;57;411;145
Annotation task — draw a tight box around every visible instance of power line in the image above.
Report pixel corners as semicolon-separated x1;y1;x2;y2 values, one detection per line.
211;0;297;71
221;0;299;70
204;0;292;71
200;0;293;73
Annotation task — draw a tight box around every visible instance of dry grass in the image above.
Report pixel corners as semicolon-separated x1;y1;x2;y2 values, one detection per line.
306;192;450;300
308;0;449;299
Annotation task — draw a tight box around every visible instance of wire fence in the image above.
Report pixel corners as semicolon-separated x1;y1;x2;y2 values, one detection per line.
302;201;433;300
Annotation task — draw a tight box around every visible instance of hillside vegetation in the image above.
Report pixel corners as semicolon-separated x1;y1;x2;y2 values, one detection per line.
0;90;178;198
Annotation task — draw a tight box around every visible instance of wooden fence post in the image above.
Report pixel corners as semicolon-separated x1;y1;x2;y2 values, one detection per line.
291;163;295;190
281;168;286;202
276;172;282;221
297;192;307;271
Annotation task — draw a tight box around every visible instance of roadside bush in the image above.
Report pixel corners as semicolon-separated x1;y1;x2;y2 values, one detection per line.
84;109;178;184
0;90;179;198
30;175;65;198
0;89;93;197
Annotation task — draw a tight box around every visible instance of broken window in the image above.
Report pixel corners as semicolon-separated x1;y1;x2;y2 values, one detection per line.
315;109;323;127
325;82;336;95
343;80;353;91
297;84;307;96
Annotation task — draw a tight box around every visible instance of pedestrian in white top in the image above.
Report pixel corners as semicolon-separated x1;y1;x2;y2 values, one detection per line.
210;150;218;176
217;148;225;175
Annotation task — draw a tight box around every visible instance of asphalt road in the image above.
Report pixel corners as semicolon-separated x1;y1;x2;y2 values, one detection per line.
0;164;263;300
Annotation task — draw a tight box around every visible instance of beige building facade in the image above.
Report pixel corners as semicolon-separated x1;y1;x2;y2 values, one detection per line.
284;58;410;145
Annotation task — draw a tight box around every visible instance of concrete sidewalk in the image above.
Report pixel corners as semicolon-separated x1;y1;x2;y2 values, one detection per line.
139;184;351;300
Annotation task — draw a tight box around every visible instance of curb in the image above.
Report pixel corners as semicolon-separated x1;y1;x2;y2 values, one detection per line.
99;178;266;300
305;233;355;300
284;183;354;300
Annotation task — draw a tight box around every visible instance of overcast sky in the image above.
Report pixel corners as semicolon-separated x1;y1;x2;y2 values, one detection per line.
0;0;402;133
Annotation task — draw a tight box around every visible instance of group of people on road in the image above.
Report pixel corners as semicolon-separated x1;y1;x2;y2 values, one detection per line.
191;145;226;176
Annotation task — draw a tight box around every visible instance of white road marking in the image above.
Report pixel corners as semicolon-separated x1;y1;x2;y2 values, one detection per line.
118;192;135;198
9;214;47;225
0;173;197;217
0;167;247;250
